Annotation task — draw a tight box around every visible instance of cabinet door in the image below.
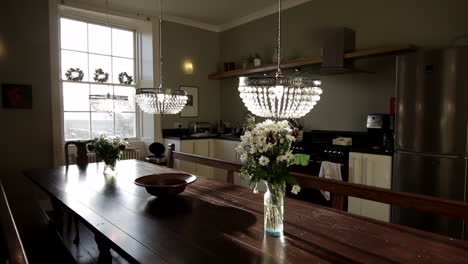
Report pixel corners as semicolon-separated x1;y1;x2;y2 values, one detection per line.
348;152;363;215
361;154;392;222
213;140;232;181
212;140;241;182
195;140;213;179
180;140;197;175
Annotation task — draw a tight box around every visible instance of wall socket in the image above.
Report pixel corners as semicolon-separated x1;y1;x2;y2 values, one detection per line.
174;122;183;128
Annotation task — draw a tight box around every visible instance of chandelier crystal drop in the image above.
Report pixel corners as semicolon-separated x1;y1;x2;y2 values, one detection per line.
238;0;323;119
135;0;187;114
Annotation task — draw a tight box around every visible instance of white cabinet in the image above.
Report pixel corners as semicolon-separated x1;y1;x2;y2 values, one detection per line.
213;139;239;182
163;139;214;178
195;139;214;179
348;152;392;222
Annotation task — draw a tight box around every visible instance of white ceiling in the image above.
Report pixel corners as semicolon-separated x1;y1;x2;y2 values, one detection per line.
67;0;312;32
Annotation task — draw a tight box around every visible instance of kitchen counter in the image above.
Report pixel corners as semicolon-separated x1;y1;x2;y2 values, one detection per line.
349;147;393;156
164;135;241;142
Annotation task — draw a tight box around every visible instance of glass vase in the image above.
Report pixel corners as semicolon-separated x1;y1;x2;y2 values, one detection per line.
264;182;285;237
103;159;117;176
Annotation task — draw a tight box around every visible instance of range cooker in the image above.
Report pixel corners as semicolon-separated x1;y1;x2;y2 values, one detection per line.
287;130;368;207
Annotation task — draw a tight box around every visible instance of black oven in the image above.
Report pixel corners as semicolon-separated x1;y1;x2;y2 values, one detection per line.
286;130;368;208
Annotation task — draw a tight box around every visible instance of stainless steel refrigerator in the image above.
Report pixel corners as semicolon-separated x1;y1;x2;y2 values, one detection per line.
392;46;468;240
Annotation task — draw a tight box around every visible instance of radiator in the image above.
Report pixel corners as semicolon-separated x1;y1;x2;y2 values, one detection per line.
87;149;141;163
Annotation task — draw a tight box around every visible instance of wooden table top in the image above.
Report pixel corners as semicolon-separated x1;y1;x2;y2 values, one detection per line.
24;160;468;264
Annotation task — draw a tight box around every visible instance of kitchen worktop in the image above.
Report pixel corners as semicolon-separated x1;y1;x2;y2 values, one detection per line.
348;147;394;156
164;135;241;141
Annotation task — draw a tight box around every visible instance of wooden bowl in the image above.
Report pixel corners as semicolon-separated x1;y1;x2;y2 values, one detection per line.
134;173;196;197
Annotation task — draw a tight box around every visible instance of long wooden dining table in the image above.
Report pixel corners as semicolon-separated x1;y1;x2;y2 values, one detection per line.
24;160;468;264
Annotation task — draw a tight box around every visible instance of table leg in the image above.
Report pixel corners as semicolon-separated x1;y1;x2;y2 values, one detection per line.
73;215;80;244
50;197;63;236
95;233;112;264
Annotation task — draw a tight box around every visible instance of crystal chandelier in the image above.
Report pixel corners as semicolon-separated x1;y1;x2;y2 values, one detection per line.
238;0;323;119
90;93;129;112
135;0;188;114
88;0;130;113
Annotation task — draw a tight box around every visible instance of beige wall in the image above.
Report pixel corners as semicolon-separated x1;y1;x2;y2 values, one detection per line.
160;21;221;129
0;0;53;177
219;0;468;131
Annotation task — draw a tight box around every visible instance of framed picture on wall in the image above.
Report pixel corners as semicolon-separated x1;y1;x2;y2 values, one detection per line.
180;86;198;118
1;83;33;109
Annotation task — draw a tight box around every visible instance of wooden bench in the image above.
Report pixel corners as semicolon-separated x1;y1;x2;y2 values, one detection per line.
167;144;468;222
0;180;28;264
0;180;76;264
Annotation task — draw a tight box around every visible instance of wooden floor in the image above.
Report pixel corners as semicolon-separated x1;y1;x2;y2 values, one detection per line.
61;218;129;264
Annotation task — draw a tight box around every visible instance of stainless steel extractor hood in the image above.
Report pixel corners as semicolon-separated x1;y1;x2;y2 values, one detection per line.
320;27;372;75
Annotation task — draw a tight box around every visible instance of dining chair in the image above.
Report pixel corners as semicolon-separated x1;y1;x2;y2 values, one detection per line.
64;140;91;244
65;140;92;167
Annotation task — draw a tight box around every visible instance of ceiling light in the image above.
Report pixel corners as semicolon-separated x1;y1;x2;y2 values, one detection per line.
88;0;129;113
135;0;188;114
238;0;323;119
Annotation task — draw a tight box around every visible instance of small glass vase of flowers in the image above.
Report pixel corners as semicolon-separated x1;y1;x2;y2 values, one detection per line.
88;134;128;176
236;118;301;237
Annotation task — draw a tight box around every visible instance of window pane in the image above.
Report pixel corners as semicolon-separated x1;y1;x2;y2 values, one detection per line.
91;112;114;137
60;18;87;52
88;24;111;55
115;113;135;138
89;54;112;83
112;57;134;84
63;82;89;111
114;86;135;112
61;50;88;81
64;112;90;140
112;28;134;58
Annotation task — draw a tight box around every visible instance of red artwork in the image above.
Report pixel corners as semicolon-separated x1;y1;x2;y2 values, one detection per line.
2;83;32;109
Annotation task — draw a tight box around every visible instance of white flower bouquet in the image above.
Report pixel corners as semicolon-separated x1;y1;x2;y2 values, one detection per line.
236;119;301;236
88;134;128;175
236;119;300;193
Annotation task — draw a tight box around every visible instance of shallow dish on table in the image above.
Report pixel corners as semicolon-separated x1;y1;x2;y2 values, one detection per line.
134;173;197;197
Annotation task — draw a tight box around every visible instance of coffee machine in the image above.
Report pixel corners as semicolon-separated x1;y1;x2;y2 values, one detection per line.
366;114;393;151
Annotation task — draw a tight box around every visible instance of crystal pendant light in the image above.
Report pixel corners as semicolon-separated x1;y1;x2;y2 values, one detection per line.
238;0;323;119
88;0;129;113
135;0;188;114
90;93;129;112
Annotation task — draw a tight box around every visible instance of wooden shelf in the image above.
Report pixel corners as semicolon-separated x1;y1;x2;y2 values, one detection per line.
208;44;417;80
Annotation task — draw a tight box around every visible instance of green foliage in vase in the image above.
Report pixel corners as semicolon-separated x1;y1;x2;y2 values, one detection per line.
236;119;301;194
88;134;128;162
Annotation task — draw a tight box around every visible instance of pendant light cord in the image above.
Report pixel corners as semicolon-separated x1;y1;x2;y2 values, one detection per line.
276;0;282;77
106;0;109;26
158;0;163;89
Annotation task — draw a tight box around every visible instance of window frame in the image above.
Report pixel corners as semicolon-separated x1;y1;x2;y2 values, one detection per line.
59;13;141;142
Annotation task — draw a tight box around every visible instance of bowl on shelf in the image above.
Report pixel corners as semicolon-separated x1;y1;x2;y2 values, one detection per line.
134;173;197;197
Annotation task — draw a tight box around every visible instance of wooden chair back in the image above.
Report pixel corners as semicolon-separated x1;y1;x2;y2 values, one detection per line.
167;144;468;221
65;140;92;167
0;181;29;264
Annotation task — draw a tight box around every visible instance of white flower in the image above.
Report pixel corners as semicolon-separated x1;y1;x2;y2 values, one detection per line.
240;153;248;162
284;152;294;161
259;156;270;166
291;185;301;195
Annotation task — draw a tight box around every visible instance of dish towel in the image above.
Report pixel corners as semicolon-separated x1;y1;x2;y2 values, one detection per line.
318;161;343;201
